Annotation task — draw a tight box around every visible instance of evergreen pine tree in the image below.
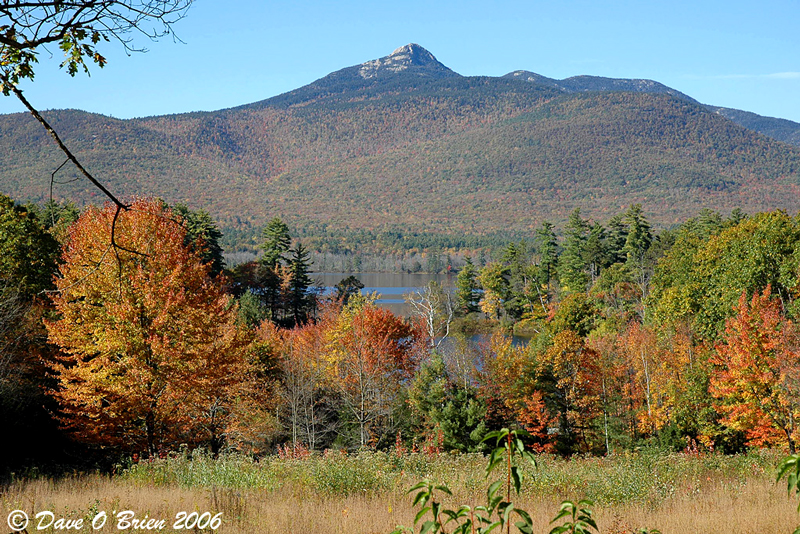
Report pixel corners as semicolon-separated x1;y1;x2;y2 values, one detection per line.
260;217;291;269
559;208;590;293
535;221;559;296
287;243;313;325
259;217;292;320
455;256;480;315
606;213;628;265
173;204;225;277
623;204;652;271
585;222;609;286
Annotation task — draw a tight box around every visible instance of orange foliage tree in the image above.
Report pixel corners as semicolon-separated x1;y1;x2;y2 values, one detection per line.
46;199;250;455
325;296;421;447
615;322;700;442
260;306;338;451
710;288;800;452
476;333;555;451
541;330;603;452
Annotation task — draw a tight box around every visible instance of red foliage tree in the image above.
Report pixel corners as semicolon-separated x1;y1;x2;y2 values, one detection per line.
710;288;800;452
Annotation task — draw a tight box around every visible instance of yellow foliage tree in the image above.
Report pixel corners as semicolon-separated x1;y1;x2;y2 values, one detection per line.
47;199;250;455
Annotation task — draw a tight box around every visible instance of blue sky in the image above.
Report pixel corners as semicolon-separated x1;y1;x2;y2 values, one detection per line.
1;0;798;121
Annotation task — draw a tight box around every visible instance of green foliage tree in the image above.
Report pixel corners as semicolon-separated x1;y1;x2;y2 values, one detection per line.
36;199;80;241
605;214;628;265
653;211;800;339
260;217;291;269
335;275;365;305
408;355;487;451
455;256;481;315
478;263;511;320
0;194;63;470
258;217;292;320
502;241;535;320
237;290;269;328
535;221;559;296
287;243;314;325
0;194;59;297
559;208;590;294
622;204;654;321
622;204;652;271
172;203;225;277
584;222;609;286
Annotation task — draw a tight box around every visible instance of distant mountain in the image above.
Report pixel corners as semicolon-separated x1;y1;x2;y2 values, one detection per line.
504;70;698;103
504;70;800;149
2;44;800;252
709;106;800;147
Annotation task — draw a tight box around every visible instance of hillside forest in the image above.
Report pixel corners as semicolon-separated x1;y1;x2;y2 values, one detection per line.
5;192;800;474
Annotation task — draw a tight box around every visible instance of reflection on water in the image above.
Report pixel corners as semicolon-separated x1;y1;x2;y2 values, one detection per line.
313;272;455;316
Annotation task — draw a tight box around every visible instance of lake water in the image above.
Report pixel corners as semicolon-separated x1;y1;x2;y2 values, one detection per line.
312;272;530;347
312;272;456;316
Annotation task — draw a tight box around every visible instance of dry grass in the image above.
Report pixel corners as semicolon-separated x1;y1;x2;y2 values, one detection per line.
1;451;798;534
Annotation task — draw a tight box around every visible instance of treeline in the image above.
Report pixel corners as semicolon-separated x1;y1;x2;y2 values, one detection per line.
439;204;800;454
221;222;514;260
5;194;800;474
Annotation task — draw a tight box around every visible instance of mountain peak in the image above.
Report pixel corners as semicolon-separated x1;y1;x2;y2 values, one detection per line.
358;43;458;79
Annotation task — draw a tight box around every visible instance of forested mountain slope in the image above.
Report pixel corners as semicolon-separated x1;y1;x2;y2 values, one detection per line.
1;44;799;251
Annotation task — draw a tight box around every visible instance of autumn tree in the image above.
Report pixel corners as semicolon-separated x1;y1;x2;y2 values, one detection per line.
478;262;510;320
265;316;337;450
46;198;249;455
710;288;800;452
617;322;667;435
539;331;603;453
475;333;555;452
326;296;421;448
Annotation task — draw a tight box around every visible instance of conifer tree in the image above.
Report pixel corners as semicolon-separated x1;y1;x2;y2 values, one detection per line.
259;217;292;320
172;203;225;277
623;204;652;272
260;217;291;269
287;243;314;325
559;208;590;293
585;222;609;286
455;256;480;315
605;214;629;265
535;221;559;296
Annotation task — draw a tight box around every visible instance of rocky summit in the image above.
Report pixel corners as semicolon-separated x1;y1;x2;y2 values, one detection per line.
358;43;458;79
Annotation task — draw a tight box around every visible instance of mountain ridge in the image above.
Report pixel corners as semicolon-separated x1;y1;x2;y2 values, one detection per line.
2;44;800;252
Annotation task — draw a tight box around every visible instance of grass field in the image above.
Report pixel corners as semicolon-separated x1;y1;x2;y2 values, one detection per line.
1;449;797;533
